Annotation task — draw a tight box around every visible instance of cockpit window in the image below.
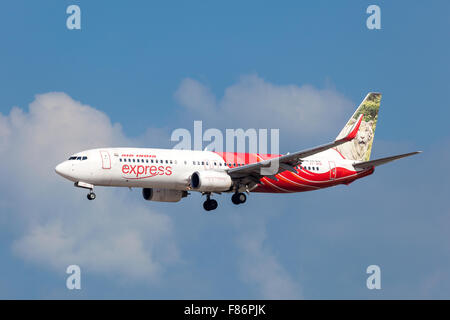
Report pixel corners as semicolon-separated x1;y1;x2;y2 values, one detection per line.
68;155;87;160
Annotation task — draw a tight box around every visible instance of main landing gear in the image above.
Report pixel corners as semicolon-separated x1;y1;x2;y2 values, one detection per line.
203;194;218;211
232;192;246;205
203;192;247;211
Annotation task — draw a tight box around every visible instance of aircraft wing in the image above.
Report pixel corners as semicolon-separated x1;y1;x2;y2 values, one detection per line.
352;151;421;170
227;114;364;180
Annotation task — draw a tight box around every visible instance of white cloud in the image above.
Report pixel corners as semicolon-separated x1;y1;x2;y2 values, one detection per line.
233;217;302;299
0;92;179;282
175;74;353;139
175;78;216;116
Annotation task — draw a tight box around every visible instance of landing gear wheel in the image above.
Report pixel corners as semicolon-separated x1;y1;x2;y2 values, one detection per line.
232;192;246;205
203;199;218;211
87;192;96;201
209;199;218;210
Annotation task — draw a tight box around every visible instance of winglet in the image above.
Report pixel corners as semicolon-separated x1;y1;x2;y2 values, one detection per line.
340;114;363;142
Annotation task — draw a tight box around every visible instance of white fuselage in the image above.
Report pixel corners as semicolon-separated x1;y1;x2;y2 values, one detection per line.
55;147;360;193
55;148;232;191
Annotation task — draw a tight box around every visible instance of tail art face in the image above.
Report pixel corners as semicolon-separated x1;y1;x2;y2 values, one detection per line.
335;93;381;161
55;92;420;212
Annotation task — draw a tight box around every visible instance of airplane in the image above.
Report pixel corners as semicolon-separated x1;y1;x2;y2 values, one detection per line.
55;92;420;211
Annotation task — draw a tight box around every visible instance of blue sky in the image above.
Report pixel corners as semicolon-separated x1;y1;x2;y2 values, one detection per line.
0;1;449;299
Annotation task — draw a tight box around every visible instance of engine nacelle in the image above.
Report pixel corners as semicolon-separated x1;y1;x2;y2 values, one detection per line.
142;188;187;202
190;171;233;192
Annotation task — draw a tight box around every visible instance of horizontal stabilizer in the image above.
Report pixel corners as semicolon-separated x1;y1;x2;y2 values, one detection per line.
353;151;421;169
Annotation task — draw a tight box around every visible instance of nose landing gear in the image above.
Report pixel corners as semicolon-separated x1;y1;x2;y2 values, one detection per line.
87;191;96;200
74;182;96;201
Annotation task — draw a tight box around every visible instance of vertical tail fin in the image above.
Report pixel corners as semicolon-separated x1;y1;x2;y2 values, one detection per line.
335;92;381;161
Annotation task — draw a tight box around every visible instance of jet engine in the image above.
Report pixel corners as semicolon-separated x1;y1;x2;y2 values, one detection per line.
142;188;187;202
190;171;233;192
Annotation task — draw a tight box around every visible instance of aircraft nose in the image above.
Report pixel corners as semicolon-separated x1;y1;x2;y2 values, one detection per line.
55;162;70;178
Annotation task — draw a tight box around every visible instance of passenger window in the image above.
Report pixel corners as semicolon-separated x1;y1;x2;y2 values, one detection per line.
133;159;135;163
201;161;205;165
76;157;81;160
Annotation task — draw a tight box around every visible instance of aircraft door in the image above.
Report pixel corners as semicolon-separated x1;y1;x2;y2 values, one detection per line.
100;150;111;169
329;161;337;180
